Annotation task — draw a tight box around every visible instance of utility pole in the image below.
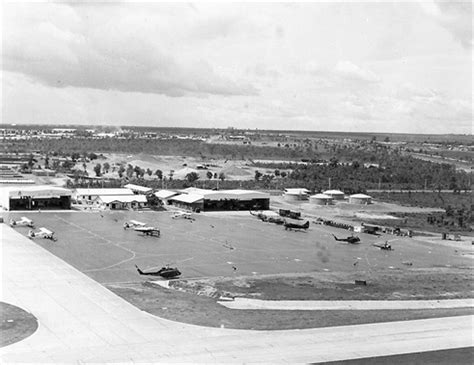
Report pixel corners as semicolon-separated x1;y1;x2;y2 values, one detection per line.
328;177;331;190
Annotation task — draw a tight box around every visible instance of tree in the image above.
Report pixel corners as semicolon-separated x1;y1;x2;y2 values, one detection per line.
126;164;134;178
280;171;287;178
254;170;262;181
93;163;102;177
274;169;280;177
118;165;125;178
218;172;226;181
146;168;153;177
103;162;110;173
186;172;200;184
155;169;163;180
206;171;213;180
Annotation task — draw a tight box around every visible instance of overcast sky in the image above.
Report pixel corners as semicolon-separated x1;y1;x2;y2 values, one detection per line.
2;1;472;133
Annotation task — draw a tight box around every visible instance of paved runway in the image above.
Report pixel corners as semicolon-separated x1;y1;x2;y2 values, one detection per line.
1;224;472;363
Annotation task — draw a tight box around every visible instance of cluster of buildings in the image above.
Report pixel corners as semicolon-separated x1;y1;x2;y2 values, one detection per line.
283;188;372;205
1;182;371;212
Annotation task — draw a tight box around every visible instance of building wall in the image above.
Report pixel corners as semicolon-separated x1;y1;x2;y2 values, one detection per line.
9;196;71;210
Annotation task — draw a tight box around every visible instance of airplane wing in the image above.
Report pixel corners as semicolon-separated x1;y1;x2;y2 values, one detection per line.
134;226;159;232
39;227;53;235
130;220;146;226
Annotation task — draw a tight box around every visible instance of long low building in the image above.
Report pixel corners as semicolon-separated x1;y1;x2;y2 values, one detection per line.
93;195;148;210
74;188;134;203
170;188;270;211
0;185;72;210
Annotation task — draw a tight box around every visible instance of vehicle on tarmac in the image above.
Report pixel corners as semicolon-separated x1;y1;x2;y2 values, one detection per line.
123;220;146;229
28;227;57;241
135;264;181;278
134;226;161;237
332;234;361;244
284;220;310;231
250;210;285;225
172;211;195;220
9;216;34;228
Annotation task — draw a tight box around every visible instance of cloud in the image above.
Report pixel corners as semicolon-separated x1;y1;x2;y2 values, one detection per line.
334;61;380;83
2;3;258;97
420;0;473;49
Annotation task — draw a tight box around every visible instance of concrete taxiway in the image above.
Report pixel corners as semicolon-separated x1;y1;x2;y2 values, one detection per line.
0;224;472;363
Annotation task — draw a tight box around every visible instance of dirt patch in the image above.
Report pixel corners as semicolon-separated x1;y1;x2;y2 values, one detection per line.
0;302;38;348
172;268;473;301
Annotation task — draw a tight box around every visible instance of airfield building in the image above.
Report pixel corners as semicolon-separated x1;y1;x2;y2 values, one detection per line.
170;188;270;211
93;195;148;210
349;193;372;205
309;193;333;205
74;188;134;203
283;188;310;201
0;185;72;210
154;189;179;204
123;184;153;195
323;189;345;200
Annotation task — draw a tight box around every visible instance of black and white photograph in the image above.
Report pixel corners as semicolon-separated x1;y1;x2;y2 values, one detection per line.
1;1;472;363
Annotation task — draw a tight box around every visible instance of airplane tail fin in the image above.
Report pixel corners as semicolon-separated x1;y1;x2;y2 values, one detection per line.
304;221;310;228
135;265;144;275
332;234;339;241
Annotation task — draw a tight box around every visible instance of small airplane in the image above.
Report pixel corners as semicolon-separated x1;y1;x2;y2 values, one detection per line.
332;234;361;244
284;220;310;231
250;210;285;225
135;264;181;278
123;220;146;229
134;226;161;237
373;241;394;251
28;227;57;241
171;211;194;220
9;217;34;228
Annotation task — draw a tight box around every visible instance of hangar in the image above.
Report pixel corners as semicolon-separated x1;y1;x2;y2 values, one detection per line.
170;188;270;212
0;185;72;210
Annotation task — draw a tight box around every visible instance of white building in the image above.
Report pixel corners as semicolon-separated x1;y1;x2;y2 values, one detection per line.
283;188;310;201
123;184;153;195
323;190;345;200
74;188;134;203
349;193;372;205
154;190;179;204
93;195;148;210
309;193;333;205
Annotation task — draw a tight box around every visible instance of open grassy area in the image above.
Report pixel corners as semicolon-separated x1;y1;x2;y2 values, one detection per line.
107;282;474;330
4;209;473;330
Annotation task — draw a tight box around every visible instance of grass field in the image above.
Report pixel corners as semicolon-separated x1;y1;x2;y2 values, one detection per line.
4;210;473;329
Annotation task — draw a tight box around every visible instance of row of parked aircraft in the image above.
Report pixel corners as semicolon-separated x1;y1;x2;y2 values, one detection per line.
9;217;57;241
250;211;310;231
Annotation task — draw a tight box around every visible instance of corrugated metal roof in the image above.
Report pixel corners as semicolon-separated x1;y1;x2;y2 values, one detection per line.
96;195;147;204
170;194;204;204
154;190;179;199
123;184;152;193
75;188;133;196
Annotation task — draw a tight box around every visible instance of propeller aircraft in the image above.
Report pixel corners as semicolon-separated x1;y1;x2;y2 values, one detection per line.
9;216;34;228
284;220;310;231
134;226;161;237
28;227;57;241
123;220;146;229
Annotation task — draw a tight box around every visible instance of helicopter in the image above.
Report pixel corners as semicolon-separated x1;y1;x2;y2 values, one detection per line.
332;234;361;244
135;264;181;278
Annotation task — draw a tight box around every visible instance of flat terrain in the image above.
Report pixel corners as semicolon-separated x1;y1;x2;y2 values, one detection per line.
3;209;473;329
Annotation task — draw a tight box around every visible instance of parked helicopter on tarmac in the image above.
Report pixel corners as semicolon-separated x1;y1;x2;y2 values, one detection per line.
373;241;394;251
135;264;181;278
332;234;361;244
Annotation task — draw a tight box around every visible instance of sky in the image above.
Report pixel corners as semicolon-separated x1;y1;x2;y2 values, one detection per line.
2;1;472;134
